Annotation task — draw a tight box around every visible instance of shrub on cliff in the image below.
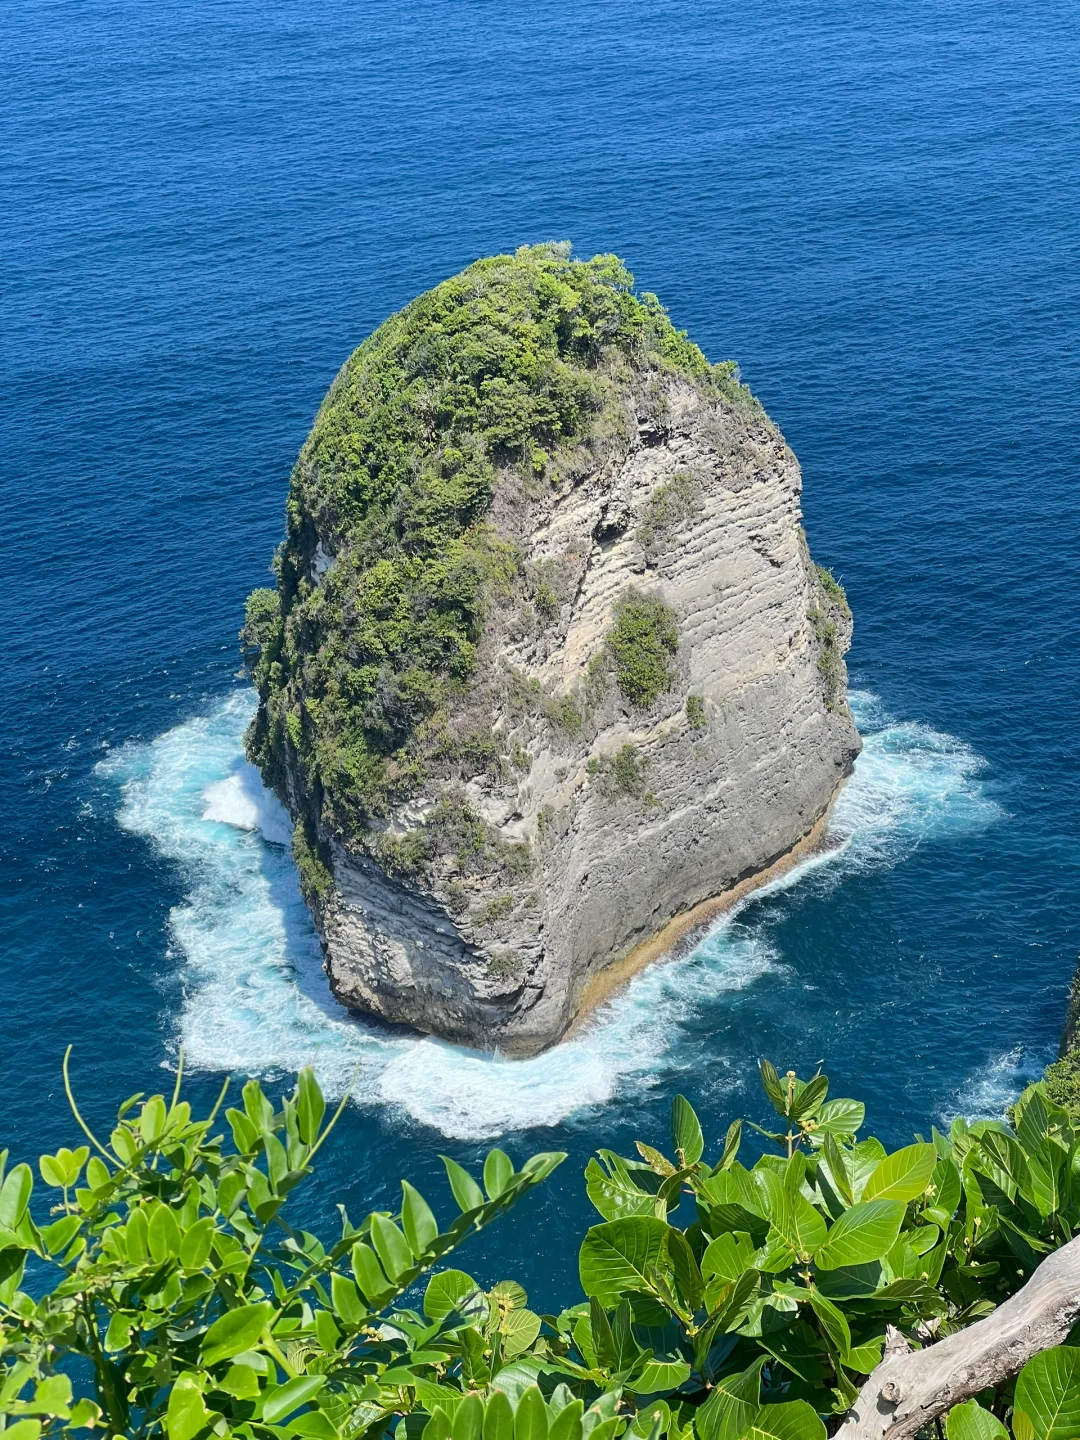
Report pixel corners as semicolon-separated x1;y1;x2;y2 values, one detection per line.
4;1058;1079;1439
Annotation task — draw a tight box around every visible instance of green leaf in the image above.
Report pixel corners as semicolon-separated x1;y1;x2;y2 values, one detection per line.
331;1271;367;1326
719;1120;743;1171
808;1290;850;1357
179;1216;215;1270
821;1134;855;1208
516;1386;550;1440
424;1268;482;1321
296;1067;326;1145
200;1300;274;1366
759;1061;788;1117
585;1157;657;1221
166;1377;209;1440
370;1214;413;1281
945;1399;1010;1440
813;1099;865;1139
219;1364;262;1401
425;1413;454;1440
1013;1345;1080;1440
504;1307;543;1358
401;1181;439;1256
139;1095;167;1143
671;1096;704;1166
695;1359;764;1440
792;1075;828;1122
454;1395;485;1440
38;1147;87;1189
148;1203;181;1261
701;1231;756;1283
667;1228;704;1312
483;1390;516;1440
550;1399;585;1440
813;1200;905;1270
628;1360;690;1395
745;1400;826;1439
484;1149;514;1199
264;1375;327;1424
0;1164;32;1229
579;1217;670;1306
755;1169;827;1260
862;1144;937;1203
442;1155;485;1211
351;1240;391;1302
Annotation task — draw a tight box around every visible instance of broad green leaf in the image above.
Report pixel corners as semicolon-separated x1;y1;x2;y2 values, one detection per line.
628;1360;690;1395
671;1096;704;1166
550;1401;585;1440
503;1307;543;1357
166;1377;209;1440
424;1268;482;1321
296;1067;325;1145
759;1061;788;1117
331;1271;366;1326
38;1147;87;1189
484;1149;514;1199
401;1180;438;1255
351;1240;390;1302
139;1095;166;1143
484;1390;516;1440
201;1301;274;1366
148;1202;181;1261
862;1144;937;1203
667;1228;704;1311
695;1359;764;1440
814;1200;905;1270
821;1134;854;1208
0;1164;32;1229
219;1364;261;1401
579;1217;669;1305
808;1290;850;1357
179;1216;215;1270
454;1395;485;1440
442;1155;485;1211
1013;1345;1080;1440
746;1401;826;1440
755;1170;826;1259
263;1375;326;1424
792;1075;828;1122
585;1158;656;1221
516;1386;549;1440
370;1212;413;1281
812;1099;865;1139
945;1399;1009;1440
848;1139;887;1200
425;1413;454;1440
701;1231;756;1283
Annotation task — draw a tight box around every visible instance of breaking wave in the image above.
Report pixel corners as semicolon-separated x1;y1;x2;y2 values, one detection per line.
98;688;1001;1139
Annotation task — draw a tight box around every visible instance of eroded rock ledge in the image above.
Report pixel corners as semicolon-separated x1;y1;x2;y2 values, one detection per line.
243;245;859;1055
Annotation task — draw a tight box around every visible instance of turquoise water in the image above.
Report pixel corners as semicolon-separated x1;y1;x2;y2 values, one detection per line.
3;0;1079;1307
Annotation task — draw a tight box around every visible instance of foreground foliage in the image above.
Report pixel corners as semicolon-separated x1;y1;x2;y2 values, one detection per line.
3;1057;1080;1439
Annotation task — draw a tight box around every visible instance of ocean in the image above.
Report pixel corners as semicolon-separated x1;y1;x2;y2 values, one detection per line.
3;0;1079;1307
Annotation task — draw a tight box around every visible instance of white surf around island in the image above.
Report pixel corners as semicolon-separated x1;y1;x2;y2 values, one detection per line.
98;689;1002;1140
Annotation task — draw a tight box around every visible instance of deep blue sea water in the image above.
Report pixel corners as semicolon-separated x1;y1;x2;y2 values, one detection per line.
3;0;1079;1308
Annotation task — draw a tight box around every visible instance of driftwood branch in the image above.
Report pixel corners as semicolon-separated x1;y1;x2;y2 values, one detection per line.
835;1233;1080;1439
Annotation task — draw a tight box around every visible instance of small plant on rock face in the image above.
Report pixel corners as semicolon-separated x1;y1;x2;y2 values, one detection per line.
685;695;707;731
603;591;679;708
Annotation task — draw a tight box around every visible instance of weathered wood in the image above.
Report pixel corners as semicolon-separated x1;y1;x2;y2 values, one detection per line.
836;1233;1080;1439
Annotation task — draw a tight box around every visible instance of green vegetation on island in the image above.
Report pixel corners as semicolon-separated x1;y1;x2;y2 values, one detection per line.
242;244;751;891
4;1056;1080;1439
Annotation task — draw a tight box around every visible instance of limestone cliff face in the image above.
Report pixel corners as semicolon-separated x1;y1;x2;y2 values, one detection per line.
244;248;860;1055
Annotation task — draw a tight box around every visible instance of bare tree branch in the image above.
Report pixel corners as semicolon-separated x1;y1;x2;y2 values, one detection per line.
836;1233;1080;1439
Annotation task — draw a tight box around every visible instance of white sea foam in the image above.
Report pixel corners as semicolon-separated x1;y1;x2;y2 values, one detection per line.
100;687;1001;1140
941;1045;1054;1127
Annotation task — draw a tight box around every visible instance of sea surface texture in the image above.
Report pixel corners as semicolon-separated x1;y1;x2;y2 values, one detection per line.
3;0;1079;1306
